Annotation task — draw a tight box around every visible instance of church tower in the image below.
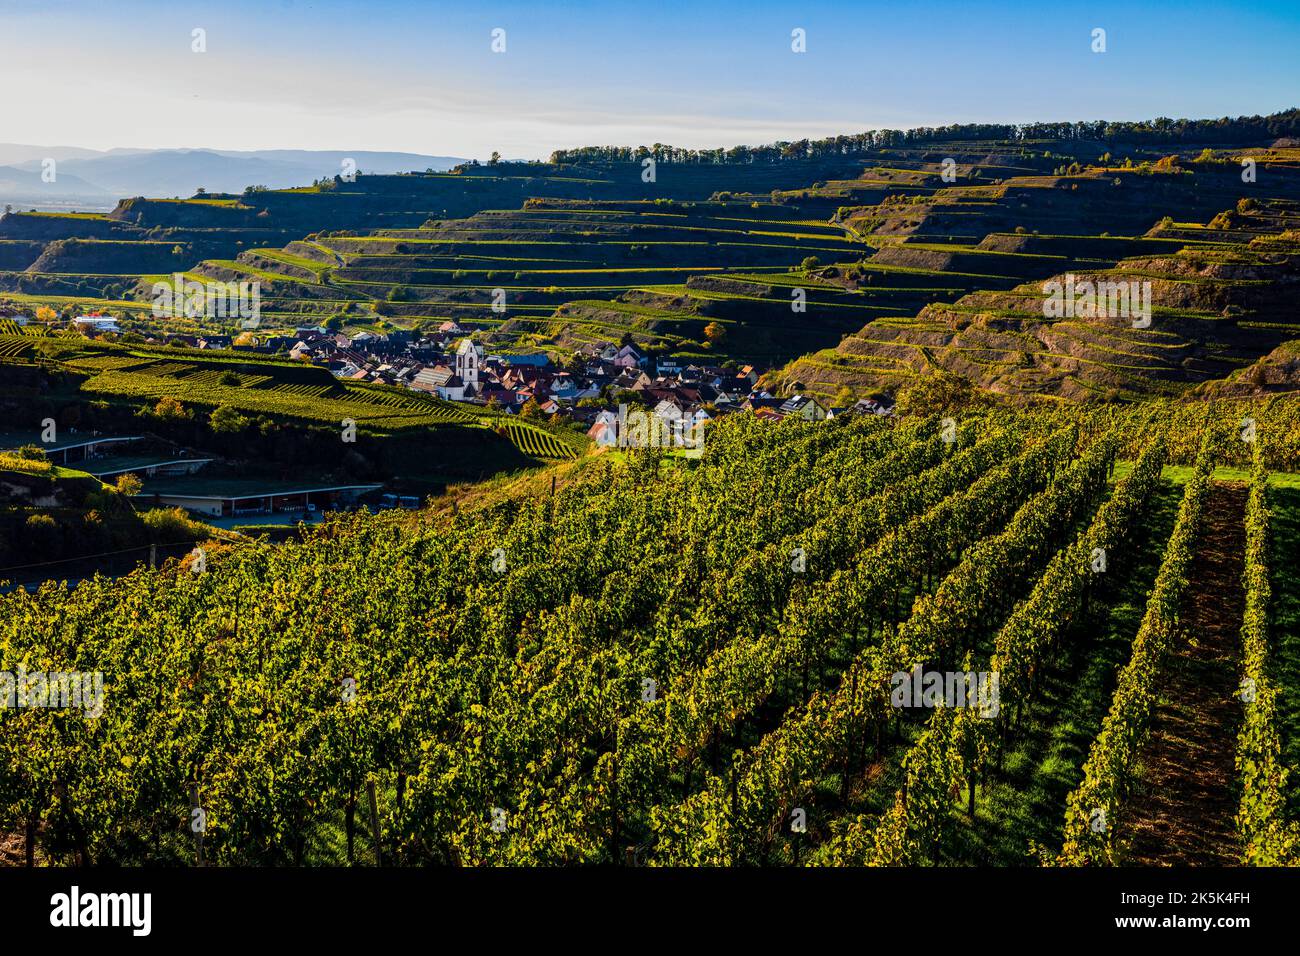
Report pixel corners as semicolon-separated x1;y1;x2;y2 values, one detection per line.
455;338;482;388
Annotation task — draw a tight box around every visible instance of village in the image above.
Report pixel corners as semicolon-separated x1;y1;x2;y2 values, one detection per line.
2;307;896;547
46;311;895;439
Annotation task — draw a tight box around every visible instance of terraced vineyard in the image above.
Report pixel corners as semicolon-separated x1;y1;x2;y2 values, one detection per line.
7;123;1300;400
495;420;580;460
5;405;1299;867
163;151;1300;368
160;197;911;364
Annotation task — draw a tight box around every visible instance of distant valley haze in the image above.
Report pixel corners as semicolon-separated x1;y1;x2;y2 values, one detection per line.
0;146;465;212
3;0;1298;213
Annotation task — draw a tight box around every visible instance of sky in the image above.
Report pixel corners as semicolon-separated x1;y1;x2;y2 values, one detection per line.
1;0;1297;160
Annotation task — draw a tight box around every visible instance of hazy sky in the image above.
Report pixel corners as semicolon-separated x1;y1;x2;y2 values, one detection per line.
2;0;1297;159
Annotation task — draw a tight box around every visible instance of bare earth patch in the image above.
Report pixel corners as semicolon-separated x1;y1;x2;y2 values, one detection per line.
1121;481;1246;866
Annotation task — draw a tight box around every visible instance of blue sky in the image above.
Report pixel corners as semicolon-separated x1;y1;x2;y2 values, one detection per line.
1;0;1296;158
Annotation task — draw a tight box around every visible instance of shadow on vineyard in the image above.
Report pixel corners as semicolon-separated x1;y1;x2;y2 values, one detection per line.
1119;482;1246;865
1269;487;1300;818
939;482;1184;865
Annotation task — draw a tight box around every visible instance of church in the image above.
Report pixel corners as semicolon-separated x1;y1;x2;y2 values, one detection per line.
412;337;484;401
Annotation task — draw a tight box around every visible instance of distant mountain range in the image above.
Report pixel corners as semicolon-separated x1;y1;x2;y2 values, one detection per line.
0;146;465;210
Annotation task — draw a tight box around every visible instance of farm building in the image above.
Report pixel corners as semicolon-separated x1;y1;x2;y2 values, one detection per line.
133;477;383;518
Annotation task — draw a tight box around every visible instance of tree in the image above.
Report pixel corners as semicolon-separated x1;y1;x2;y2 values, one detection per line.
520;398;545;422
800;256;821;272
35;306;57;323
114;473;143;496
210;405;251;433
153;396;191;421
15;444;47;461
893;370;986;416
490;151;501;165
703;321;726;344
25;513;61;561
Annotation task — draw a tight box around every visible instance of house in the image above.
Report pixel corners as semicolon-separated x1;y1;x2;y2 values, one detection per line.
256;335;296;353
72;315;120;334
851;398;893;416
779;395;827;421
611;369;653;392
479;385;518;408
725;375;757;396
587;409;621;446
742;397;787;415
712;383;749;404
412;365;462;399
547;374;579;401
652;398;711;438
614;344;644;368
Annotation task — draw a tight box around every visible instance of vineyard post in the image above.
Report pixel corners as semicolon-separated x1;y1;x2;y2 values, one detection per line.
54;782;91;866
149;543;156;568
346;788;356;863
996;716;1005;773
367;779;383;866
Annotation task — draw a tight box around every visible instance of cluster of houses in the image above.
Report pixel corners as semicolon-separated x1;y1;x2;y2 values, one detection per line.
45;313;895;431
